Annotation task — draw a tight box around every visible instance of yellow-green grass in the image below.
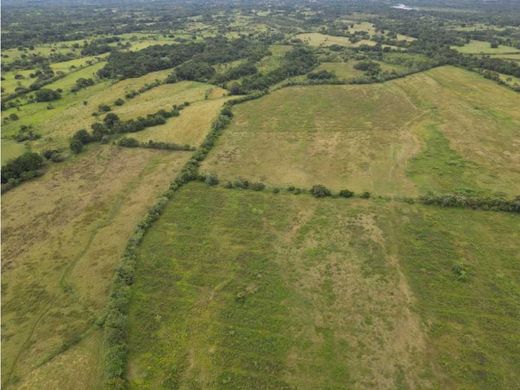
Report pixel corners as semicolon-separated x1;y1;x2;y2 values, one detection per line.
1;69;35;96
295;32;376;48
1;145;191;389
347;21;377;35
315;61;365;80
45;62;106;92
0;68;174;156
486;53;520;62
132;96;233;146
111;81;227;121
49;55;107;73
127;182;520;389
257;45;293;74
202;66;520;197
452;40;520;54
1;140;29;165
127;39;175;51
1;44;81;65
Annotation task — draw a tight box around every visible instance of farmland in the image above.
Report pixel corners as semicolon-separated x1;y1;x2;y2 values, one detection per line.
127;182;520;389
1;0;520;389
203;66;520;197
1;146;190;388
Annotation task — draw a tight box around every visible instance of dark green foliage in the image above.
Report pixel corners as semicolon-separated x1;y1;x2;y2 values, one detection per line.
117;137;140;147
354;61;381;76
9;113;19;121
98;104;111;112
205;173;219;186
452;263;469;281
311;184;332;198
174;60;215;82
215;62;258;83
69;138;84;154
307;70;337;80
339;189;354;198
114;98;125;106
104;113;120;129
69;129;91;154
14;125;41;142
71;77;95;92
360;191;371;199
42;149;64;162
419;193;520;213
250;182;266;191
34;88;61;102
1;152;44;187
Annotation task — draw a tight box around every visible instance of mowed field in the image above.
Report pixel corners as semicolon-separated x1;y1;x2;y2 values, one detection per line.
1;145;191;389
127;182;520;389
202;66;520;197
295;33;376;48
452;40;520;54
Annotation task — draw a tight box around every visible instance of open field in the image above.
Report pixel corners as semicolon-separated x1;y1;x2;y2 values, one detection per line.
202;66;520;197
127;182;520;389
132;96;232;146
295;33;376;48
1;69;174;159
112;81;227;121
452;40;520;54
1;145;191;388
257;45;293;73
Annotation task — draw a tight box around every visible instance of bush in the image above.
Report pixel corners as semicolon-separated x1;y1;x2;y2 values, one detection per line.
360;191;371;199
1;152;44;184
98;104;111;112
114;98;125;106
452;263;468;281
311;184;332;198
35;88;61;102
117;137;139;147
339;189;354;198
70;138;84;154
233;177;249;189
250;182;265;191
205;174;219;186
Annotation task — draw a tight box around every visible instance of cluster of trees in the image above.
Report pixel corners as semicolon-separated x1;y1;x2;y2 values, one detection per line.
14;125;41;142
34;88;61;102
1;152;44;191
240;46;318;92
70;103;191;153
354;61;382;76
307;69;337;80
71;77;95;93
98;37;268;80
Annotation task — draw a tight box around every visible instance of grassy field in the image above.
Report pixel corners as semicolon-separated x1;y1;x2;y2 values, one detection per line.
314;62;365;80
112;81;227;121
1;145;191;389
257;45;293;73
127;182;520;389
295;32;376;48
202;66;520;197
452;40;520;54
1;69;174;159
132;96;233;146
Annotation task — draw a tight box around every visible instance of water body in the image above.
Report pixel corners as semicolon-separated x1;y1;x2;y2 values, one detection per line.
392;4;416;10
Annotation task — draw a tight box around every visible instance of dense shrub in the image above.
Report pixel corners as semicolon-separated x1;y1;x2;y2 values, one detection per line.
311;184;332;198
360;191;371;199
1;152;44;185
117;137;140;147
205;173;219;186
35;88;61;102
339;189;354;198
15;125;41;142
307;70;337;80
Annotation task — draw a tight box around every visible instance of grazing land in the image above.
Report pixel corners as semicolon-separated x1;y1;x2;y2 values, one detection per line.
127;182;520;389
1;146;190;388
1;0;520;389
203;66;520;196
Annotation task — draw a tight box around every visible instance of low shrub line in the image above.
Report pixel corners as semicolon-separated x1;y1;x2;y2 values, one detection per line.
418;193;520;213
116;137;196;151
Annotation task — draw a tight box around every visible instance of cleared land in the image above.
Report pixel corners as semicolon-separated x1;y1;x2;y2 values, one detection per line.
295;32;376;48
132;96;232;146
452;40;520;54
1;145;191;389
112;81;227;121
202;66;520;196
127;182;520;389
1;69;174;159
